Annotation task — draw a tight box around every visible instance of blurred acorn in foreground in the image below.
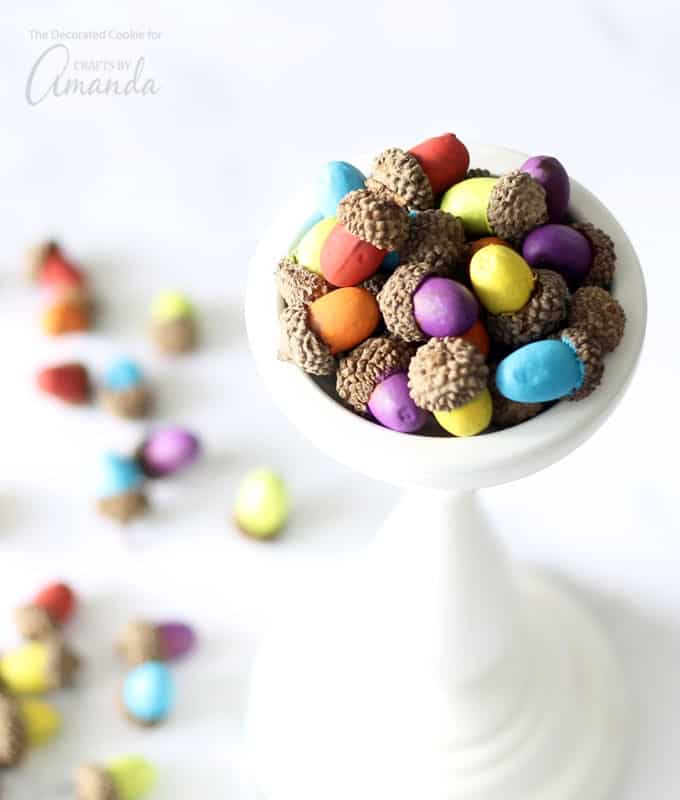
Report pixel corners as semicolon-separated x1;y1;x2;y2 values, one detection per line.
149;291;198;355
234;469;290;540
0;639;80;694
121;661;175;727
15;581;77;640
75;755;157;800
97;453;149;525
0;694;61;767
100;359;153;420
117;620;197;667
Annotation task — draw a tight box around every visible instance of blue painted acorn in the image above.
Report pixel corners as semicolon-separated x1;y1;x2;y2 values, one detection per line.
318;161;366;218
97;453;148;525
100;358;152;419
121;661;175;726
495;327;603;404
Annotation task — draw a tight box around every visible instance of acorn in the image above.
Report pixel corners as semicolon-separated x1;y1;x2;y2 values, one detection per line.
487;269;569;347
276;257;331;306
441;171;548;241
36;362;91;404
234;469;290;540
75;756;156;800
149;291;198;355
97;453;149;525
337;189;409;251
377;262;444;342
572;222;617;289
278;303;336;376
568;286;625;353
336;337;414;413
408;337;489;412
121;661;175;727
0;694;61;767
0;639;81;694
41;297;91;335
117;620;196;667
399;209;466;271
25;240;62;282
466;168;492;179
556;326;605;401
489;368;543;429
365;147;434;210
100;359;153;420
15;581;76;640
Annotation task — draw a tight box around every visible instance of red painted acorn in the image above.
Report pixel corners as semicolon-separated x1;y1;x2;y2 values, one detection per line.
33;582;76;624
36;363;91;404
409;133;470;195
39;251;86;289
320;224;385;287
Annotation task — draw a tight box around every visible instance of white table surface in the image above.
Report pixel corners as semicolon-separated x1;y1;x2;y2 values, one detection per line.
1;1;679;797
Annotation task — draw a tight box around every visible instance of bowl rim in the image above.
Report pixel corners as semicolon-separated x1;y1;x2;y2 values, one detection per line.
245;143;647;490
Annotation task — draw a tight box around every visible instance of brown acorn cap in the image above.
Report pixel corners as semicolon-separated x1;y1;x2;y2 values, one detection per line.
15;604;59;640
117;620;164;667
400;210;466;272
360;271;388;296
571;222;616;289
487;170;548;241
45;637;81;689
151;316;197;354
337;189;409;251
557;327;604;401
97;489;150;525
466;168;492;179
377;262;443;343
408;337;489;412
75;763;119;800
489;367;543;429
0;693;28;767
336;337;414;413
276;257;331;306
487;269;569;347
100;385;153;420
568;286;625;353
278;304;336;376
365;147;434;210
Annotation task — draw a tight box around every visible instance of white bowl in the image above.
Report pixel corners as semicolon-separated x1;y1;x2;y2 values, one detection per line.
245;144;646;490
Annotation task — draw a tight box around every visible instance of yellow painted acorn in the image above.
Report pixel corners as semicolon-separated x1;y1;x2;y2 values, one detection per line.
0;694;61;767
0;639;80;694
469;244;535;314
75;755;157;800
434;388;493;437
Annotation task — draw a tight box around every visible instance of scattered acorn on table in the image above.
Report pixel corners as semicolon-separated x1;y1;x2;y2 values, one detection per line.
100;359;153;419
75;755;156;800
0;693;61;767
15;581;76;640
117;619;196;667
121;661;175;727
275;133;626;436
97;453;149;524
0;638;80;694
150;291;198;354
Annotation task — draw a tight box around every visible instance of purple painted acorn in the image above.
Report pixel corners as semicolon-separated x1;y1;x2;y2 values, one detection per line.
117;619;197;666
137;427;201;478
412;277;478;338
368;373;428;433
520;155;570;222
522;224;592;288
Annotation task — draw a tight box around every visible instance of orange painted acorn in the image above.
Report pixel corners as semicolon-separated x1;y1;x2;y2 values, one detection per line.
308;287;380;354
41;298;91;336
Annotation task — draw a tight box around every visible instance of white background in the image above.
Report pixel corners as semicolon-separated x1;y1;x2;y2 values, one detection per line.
1;1;679;797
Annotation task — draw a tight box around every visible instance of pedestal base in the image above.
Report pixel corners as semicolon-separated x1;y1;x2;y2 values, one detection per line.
246;571;628;800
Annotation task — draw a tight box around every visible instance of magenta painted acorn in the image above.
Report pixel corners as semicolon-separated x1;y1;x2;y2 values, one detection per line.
522;224;592;288
520;155;570;222
137;426;201;477
118;619;197;666
157;622;196;660
367;372;428;433
412;277;478;338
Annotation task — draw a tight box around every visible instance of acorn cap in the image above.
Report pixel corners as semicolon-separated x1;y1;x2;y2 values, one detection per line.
365;147;434;210
97;490;149;525
15;605;58;640
278;304;336;376
487;269;569;347
466;168;492;179
100;385;153;420
572;222;616;288
377;262;443;343
399;210;466;271
0;693;27;767
557;327;604;401
276;257;331;306
45;638;81;689
75;763;119;800
117;620;164;667
336;337;414;413
408;337;489;411
489;367;543;429
360;271;388;296
337;189;409;251
487;170;548;241
568;286;625;353
151;317;197;354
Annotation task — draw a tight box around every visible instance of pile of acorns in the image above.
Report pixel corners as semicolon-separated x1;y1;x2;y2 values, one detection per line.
1;580;198;799
277;134;626;436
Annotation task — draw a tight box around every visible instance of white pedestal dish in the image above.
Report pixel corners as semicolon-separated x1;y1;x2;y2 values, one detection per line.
244;145;646;800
